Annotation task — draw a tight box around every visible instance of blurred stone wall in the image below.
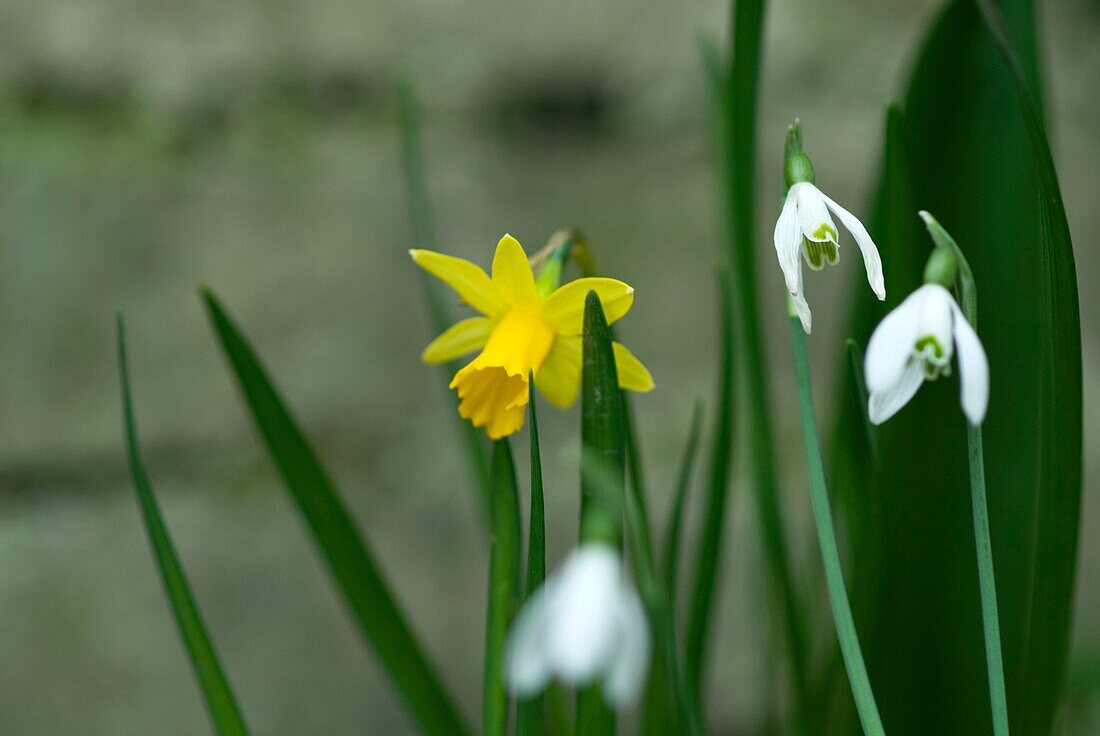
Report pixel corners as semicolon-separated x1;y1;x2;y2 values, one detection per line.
0;0;1097;733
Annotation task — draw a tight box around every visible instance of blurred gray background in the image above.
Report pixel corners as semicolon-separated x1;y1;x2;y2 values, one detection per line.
0;0;1097;733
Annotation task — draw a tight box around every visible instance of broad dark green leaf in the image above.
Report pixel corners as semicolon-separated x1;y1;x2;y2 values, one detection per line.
397;78;493;526
117;315;250;736
834;0;1082;732
201;289;470;736
516;385;546;736
483;439;522;736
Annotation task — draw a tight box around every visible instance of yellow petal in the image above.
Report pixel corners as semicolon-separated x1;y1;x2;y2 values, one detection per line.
541;278;634;335
491;234;539;308
613;342;654;392
535;335;582;408
410;249;507;318
421;316;494;364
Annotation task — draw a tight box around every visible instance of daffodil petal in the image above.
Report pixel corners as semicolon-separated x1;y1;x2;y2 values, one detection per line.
542;278;634;335
612;342;654;392
421;316;494;364
491;234;539;308
410;249;507;318
535;336;582;408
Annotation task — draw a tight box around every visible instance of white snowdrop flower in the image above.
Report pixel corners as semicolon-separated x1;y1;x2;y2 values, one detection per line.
773;180;886;333
505;544;650;706
864;283;989;425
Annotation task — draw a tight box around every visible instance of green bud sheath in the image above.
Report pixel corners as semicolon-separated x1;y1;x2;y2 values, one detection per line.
923;246;959;288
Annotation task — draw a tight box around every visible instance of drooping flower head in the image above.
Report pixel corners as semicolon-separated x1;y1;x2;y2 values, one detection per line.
864;283;989;425
412;235;653;438
505;544;650;706
773;122;885;332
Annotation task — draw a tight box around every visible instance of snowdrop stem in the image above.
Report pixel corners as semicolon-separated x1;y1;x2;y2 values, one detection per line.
920;212;1007;735
968;422;1010;736
787;312;885;736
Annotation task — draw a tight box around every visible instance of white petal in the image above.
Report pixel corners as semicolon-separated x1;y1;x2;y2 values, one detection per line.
791;291;812;334
773;186;804;297
868;359;926;425
795;182;839;244
864;288;925;393
949;301;990;424
505;581;557;696
917;284;955;366
545;547;622;685
602;587;651;706
818;189;885;300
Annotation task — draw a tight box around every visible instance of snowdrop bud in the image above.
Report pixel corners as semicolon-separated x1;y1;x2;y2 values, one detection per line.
923;246;958;288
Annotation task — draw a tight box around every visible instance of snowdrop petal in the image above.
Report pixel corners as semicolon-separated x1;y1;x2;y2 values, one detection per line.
505;581;557;696
602;587;650;705
949;301;990;424
864;288;923;393
868;359;925;425
795;183;838;244
791;290;812;334
773;186;804;297
546;547;621;683
819;190;885;300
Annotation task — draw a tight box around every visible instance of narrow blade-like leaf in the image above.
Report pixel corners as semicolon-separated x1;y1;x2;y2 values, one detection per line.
483;439;522;736
201;289;470;736
516;384;546;736
117;314;251;736
397;77;493;526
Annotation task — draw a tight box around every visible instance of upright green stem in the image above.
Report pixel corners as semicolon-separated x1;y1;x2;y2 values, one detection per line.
968;422;1009;736
787;310;884;736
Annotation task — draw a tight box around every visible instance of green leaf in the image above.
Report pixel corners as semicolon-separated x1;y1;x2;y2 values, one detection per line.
706;0;810;722
684;269;736;701
664;397;705;608
516;384;546;736
973;2;1082;733
483;439;522;736
397;77;493;527
576;290;625;736
117;314;251;736
641;398;704;736
834;1;1082;732
201;289;470;736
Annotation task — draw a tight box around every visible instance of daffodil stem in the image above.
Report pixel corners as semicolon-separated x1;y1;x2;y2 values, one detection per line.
968;422;1010;736
787;313;885;736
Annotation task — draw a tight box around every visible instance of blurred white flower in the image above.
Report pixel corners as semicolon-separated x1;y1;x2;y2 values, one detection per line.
505;544;649;706
773;181;885;333
864;283;989;425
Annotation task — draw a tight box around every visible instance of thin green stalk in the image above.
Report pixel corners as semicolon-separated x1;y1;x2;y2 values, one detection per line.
664;398;705;598
787;310;884;736
483;439;522;736
969;422;1009;736
517;383;546;736
397;77;492;526
706;0;810;720
117;315;250;736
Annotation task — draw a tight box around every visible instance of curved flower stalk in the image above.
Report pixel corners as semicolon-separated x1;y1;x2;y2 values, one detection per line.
773;122;885;332
505;544;650;706
411;235;654;438
864;283;989;425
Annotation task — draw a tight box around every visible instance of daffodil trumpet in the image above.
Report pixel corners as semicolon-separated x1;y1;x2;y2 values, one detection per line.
411;234;653;439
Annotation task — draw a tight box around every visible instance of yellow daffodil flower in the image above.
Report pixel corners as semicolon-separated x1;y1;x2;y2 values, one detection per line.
411;234;654;439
